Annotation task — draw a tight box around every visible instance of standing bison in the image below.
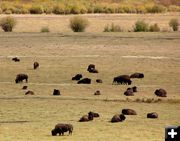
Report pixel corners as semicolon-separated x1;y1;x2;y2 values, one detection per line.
15;74;28;83
113;75;132;85
51;123;73;136
33;62;39;69
130;73;144;78
87;64;98;73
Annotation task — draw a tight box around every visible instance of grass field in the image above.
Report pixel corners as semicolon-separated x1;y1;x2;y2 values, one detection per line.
0;14;180;141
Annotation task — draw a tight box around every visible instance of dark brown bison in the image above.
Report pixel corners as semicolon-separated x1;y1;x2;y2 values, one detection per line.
147;112;158;119
122;109;137;115
90;69;99;73
130;73;144;78
51;123;73;136
111;114;126;123
25;90;34;95
113;75;132;85
53;89;60;95
22;85;28;90
77;78;91;84
12;57;20;62
94;90;101;95
96;79;103;83
15;74;28;83
72;74;82;81
79;112;94;122
87;64;95;72
33;62;39;69
88;111;100;118
127;86;137;93
124;89;134;96
154;89;167;97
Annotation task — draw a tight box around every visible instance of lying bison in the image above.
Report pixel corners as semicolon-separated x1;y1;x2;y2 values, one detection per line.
113;75;132;85
72;74;82;81
33;62;39;69
22;85;28;90
79;112;94;122
111;114;126;123
77;78;91;84
87;64;95;72
51;123;73;136
88;111;100;118
25;90;34;95
127;86;137;93
12;57;20;62
147;112;158;119
130;73;144;78
15;74;28;83
154;88;167;97
124;89;134;96
96;79;103;83
53;89;60;96
94;90;101;95
122;109;137;115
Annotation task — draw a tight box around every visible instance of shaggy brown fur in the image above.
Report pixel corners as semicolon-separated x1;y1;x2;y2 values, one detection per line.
51;123;73;136
111;114;126;123
147;112;158;118
154;88;167;97
122;109;137;115
15;74;28;83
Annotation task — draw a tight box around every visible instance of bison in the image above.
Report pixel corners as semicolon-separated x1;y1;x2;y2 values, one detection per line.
33;62;39;69
51;123;73;136
77;78;91;84
113;75;132;85
96;79;103;83
124;89;134;96
147;112;158;119
12;57;20;62
53;89;60;96
15;74;28;83
87;64;95;72
94;90;101;95
130;73;144;78
88;111;100;118
122;109;137;115
72;74;82;81
25;90;34;95
111;114;126;123
127;86;137;93
79;112;94;122
22;85;28;90
154;88;167;97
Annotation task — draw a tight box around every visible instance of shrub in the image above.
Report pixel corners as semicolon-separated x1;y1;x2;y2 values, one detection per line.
41;26;50;32
134;20;149;32
53;4;65;14
29;5;44;14
168;5;180;12
70;16;89;32
0;16;16;32
169;19;179;31
104;23;123;32
146;5;167;13
70;5;81;14
149;23;160;32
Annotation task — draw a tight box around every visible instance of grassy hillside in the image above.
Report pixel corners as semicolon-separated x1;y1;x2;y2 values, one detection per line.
0;0;180;14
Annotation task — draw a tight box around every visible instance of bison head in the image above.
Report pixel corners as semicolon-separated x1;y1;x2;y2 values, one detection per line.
51;129;57;136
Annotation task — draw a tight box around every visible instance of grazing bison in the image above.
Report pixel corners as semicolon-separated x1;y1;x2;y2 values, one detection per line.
111;114;126;123
15;74;28;83
22;86;28;90
96;79;103;83
77;78;91;84
147;112;158;119
122;109;137;115
130;73;144;78
88;111;100;118
33;62;39;69
79;112;94;122
72;74;82;81
94;90;101;95
51;123;73;136
12;57;20;62
124;89;134;96
113;75;132;85
154;89;167;97
25;90;34;95
53;89;60;96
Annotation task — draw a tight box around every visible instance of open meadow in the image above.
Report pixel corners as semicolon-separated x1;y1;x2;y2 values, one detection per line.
0;14;180;141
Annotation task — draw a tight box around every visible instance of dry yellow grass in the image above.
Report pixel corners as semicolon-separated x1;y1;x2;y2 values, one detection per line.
0;14;180;141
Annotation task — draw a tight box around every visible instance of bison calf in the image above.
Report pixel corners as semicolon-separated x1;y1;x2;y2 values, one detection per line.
51;123;73;136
